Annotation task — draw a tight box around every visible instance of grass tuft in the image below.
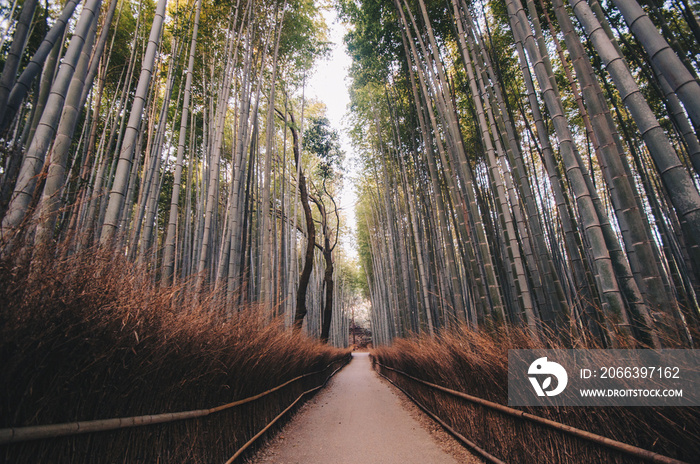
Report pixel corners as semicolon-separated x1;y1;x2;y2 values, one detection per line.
0;244;349;462
372;327;700;463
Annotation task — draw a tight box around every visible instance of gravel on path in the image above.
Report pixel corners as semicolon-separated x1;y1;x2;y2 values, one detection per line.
250;352;483;464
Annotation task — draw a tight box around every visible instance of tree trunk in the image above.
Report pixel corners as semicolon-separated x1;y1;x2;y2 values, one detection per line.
286;110;314;332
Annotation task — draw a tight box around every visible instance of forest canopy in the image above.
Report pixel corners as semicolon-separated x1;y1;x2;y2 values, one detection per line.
341;0;700;348
0;0;699;349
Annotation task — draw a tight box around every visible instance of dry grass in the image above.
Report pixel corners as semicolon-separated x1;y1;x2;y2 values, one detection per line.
372;328;700;463
0;244;349;462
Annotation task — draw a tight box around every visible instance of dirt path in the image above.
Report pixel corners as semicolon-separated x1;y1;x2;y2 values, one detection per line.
251;352;482;464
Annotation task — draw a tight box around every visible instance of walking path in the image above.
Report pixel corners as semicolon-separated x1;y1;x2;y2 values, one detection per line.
252;352;480;464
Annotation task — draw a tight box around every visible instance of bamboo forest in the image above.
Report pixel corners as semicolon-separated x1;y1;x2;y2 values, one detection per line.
1;0;699;461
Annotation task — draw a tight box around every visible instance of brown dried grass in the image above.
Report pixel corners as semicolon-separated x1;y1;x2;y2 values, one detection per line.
372;327;700;463
0;244;349;462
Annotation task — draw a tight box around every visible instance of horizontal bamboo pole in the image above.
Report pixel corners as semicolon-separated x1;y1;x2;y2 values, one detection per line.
0;356;349;445
376;362;687;464
376;369;506;464
225;360;349;463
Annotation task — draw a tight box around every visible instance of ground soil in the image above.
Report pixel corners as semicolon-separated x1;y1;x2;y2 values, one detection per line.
249;352;483;464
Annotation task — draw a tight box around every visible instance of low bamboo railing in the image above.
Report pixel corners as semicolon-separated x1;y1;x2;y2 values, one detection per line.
225;360;348;463
0;355;350;448
375;361;687;464
376;367;506;464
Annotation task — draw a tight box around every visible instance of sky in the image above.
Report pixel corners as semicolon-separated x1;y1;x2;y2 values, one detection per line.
305;7;358;259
